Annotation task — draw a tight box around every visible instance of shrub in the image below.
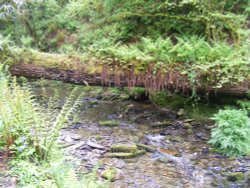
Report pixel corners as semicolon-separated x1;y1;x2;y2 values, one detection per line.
209;109;250;157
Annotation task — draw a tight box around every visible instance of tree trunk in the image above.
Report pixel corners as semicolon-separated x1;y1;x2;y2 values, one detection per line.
9;51;249;97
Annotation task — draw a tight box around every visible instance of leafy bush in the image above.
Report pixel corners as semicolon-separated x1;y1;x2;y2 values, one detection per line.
209;109;250;157
237;99;250;113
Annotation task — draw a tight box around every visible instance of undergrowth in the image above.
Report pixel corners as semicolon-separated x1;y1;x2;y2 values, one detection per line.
1;1;250;97
0;65;108;187
209;109;250;157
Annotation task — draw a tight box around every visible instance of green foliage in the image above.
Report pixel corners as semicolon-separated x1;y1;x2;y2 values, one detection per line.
95;35;250;92
72;0;249;42
0;68;83;161
237;100;250;112
125;87;145;99
151;92;170;107
0;0;249;97
11;153;109;188
209;109;250;156
0;68;108;187
1;0;249;51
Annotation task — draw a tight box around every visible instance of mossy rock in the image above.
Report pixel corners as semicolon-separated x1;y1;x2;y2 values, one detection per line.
106;150;146;158
99;120;119;126
106;152;136;158
227;172;244;182
167;135;184;143
187;128;193;134
136;143;156;152
125;87;145;100
183;123;192;129
111;144;137;153
135;149;146;156
101;168;117;181
90;100;98;105
95;134;102;140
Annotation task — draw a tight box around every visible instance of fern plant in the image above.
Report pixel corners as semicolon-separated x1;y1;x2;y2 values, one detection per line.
0;66;109;187
0;69;83;160
209;109;250;157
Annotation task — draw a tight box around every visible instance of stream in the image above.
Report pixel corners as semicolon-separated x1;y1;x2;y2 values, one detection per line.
31;80;250;188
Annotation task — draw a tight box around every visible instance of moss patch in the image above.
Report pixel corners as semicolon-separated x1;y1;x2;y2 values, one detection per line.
99;120;119;126
110;144;137;153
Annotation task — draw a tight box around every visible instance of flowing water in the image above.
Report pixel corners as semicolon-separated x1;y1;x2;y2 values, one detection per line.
30;80;250;188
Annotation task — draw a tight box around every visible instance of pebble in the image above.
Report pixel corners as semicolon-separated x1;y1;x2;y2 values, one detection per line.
195;132;207;140
87;141;105;150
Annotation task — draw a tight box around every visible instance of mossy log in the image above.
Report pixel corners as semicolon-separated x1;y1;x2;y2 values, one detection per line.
9;51;250;97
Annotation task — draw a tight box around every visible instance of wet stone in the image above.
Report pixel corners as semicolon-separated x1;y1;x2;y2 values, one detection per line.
187;129;193;134
195;132;206;140
101;168;118;181
87;141;105;150
99;120;119;126
183;123;192;129
227;172;244;182
136;144;157;153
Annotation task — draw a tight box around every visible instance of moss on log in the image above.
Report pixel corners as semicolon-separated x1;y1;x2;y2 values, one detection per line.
8;50;250;97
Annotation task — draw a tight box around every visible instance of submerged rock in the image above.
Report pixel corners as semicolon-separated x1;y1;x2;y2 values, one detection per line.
227;172;244;182
101;168;118;181
183;123;192;129
99;120;119;126
158;148;182;157
136;144;157;153
87;141;105;150
195;132;207;140
187;129;193;134
105;143;146;158
151;120;172;128
106;150;146;158
111;144;137;153
245;171;250;185
167;135;183;143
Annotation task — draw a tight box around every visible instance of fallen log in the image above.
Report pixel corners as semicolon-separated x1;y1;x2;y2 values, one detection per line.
8;51;250;97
